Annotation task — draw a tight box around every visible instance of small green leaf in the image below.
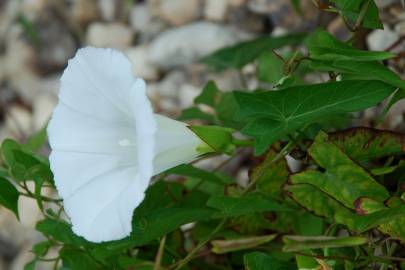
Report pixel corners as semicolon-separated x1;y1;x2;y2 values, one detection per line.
252;148;289;197
235;80;395;154
207;194;291;218
23;260;36;270
330;0;383;29
0;168;7;177
379;88;405;120
60;247;102;270
244;252;295;270
217;92;244;129
295;255;319;269
308;30;393;61
1;139;20;167
194;81;220;107
310;59;405;90
31;241;51;257
371;165;398;175
118;257;154;269
201;33;306;71
190;125;235;154
35;219;91;246
0;177;19;218
167;164;232;185
282;235;368;252
131;207;216;246
257;51;284;84
177;107;215;122
24;125;47;151
212;234;277;254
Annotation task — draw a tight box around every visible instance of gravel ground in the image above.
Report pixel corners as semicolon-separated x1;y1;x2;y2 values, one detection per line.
0;0;404;269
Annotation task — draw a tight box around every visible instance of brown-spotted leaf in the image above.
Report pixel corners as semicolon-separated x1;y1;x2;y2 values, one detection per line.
251;147;289;197
292;132;389;209
328;127;405;162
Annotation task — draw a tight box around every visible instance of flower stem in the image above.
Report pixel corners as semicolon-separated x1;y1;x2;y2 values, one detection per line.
242;140;295;195
173;218;227;270
154;235;167;270
232;139;254;147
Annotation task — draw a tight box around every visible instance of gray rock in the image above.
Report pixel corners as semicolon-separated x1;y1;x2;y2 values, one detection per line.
4;105;33;138
98;0;115;21
125;46;160;81
148;22;248;69
129;3;153;31
375;0;400;8
179;84;200;108
395;20;405;36
367;26;399;51
204;0;229;21
33;93;57;131
156;70;186;99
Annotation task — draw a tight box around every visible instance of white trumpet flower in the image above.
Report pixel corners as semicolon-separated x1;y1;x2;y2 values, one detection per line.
47;47;203;243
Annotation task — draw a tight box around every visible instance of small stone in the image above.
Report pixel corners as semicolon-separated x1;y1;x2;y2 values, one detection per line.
0;57;4;83
32;93;57;131
327;17;351;41
206;70;242;91
375;0;399;8
156;0;201;26
247;0;300;29
3;27;40;101
228;0;246;7
148;22;247;69
35;13;77;70
228;7;272;33
86;22;134;49
125;46;159;81
129;4;153;31
394;20;405;36
204;0;229;21
72;0;99;25
98;0;115;21
156;71;186;99
367;26;399;51
179;84;200;108
5;105;33;137
158;99;178;114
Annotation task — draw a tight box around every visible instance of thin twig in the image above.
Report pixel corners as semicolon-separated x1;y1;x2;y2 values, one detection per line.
154;235;167;270
171;218;227;270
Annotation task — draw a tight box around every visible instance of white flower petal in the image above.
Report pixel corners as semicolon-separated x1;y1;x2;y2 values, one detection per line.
153;115;201;175
48;47;202;243
48;47;155;242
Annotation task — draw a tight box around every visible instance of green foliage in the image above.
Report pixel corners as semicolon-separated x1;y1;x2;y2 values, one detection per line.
244;252;295;270
328;127;405;162
0;177;19;218
307;30;394;61
257;51;285;84
235;80;395;154
207;194;291;218
189;125;236;154
201;33;306;71
282;235;368;252
330;0;383;29
211;234;277;254
4;3;405;269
